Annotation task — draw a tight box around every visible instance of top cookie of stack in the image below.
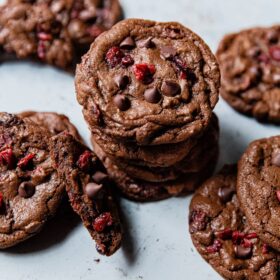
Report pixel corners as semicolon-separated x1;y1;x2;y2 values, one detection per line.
76;19;220;201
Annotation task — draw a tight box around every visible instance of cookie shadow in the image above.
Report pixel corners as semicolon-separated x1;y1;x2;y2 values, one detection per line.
5;198;80;254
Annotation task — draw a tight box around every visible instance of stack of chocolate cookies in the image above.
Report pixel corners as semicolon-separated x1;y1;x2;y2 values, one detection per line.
76;19;221;201
189;136;280;279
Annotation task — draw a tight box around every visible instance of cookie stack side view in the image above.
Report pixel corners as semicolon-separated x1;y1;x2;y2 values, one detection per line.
76;18;221;201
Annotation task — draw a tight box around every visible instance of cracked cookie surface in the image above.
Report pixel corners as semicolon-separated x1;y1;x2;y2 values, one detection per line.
190;165;280;279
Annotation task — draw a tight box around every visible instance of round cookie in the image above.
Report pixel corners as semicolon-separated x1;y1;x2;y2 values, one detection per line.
51;132;122;256
189;165;280;279
76;19;220;145
93;140;218;202
92;113;219;169
237;136;280;252
0;0;122;69
18;111;82;141
217;26;280;123
0;113;64;248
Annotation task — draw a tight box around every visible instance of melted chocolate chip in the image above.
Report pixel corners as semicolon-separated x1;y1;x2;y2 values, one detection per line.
160;45;177;60
234;245;252;259
272;151;280;167
18;182;35;198
138;37;155;48
218;185;235;203
92;171;108;183
120;37;135;49
161;80;181;97
113;94;130;111
144;88;161;103
114;75;130;90
85;182;103;199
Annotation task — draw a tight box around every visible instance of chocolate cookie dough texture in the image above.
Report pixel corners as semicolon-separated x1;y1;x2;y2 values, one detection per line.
0;0;122;69
189;165;280;279
76;19;220;201
217;25;280;123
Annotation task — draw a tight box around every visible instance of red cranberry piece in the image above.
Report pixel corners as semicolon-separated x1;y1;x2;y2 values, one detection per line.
37;41;47;60
105;47;124;68
269;46;280;61
245;232;258;239
37;32;52;41
133;64;156;84
0;192;3;209
262;243;270;254
77;150;92;170
215;228;232;240
189;209;209;233
206;239;222;254
257;53;270;63
232;231;245;244
121;55;134;67
17;153;35;169
276;190;280;202
0;148;14;169
93;212;113;232
241;239;252;248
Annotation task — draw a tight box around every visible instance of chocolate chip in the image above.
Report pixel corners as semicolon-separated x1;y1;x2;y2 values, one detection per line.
218;185;235;203
144;88;161;103
234;245;252;259
272;151;280;167
92;171;108;183
113;94;130;111
120;37;135;49
160;45;177;59
18;182;35;198
114;75;130;90
85;182;103;199
161;80;181;97
138;37;155;48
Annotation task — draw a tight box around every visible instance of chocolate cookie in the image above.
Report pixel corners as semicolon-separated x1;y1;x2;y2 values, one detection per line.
217;26;280;123
0;0;122;69
18;111;82;141
51;133;122;255
237;136;280;252
93;140;218;202
76;19;220;145
91;113;219;169
0;113;64;248
190;165;280;279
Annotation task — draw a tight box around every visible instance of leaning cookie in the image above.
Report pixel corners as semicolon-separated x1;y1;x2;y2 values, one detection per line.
0;0;122;69
217;26;280;123
0;113;65;248
76;18;220;145
189;165;279;279
51;133;122;256
18;111;82;141
237;136;280;252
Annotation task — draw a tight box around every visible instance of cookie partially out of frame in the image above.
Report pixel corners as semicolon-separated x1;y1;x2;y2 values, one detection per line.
217;26;280;123
190;165;280;279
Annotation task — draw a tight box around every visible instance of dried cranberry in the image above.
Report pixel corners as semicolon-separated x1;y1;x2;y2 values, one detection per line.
77;150;92;170
93;212;113;232
241;239;252;248
215;228;232;240
206;239;222;254
37;41;47;60
133;63;156;84
262;243;270;254
105;47;124;68
276;190;280;202
0;192;3;208
257;53;270;63
37;32;52;41
17;153;35;169
232;231;245;244
269;46;280;61
245;232;258;239
0;148;14;169
121;55;134;67
189;209;209;233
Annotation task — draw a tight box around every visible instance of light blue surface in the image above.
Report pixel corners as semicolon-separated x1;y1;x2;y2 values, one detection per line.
0;0;279;279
